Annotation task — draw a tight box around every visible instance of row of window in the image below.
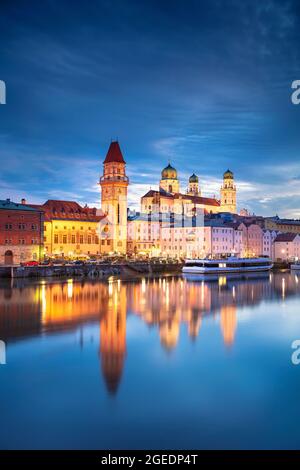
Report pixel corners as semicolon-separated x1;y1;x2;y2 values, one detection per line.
5;224;38;231
4;239;39;245
51;235;99;244
46;225;94;231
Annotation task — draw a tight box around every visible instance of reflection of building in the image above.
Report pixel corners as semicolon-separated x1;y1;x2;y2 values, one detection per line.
220;170;237;213
39;280;107;326
99;281;127;394
0;198;44;265
2;272;300;396
160;319;180;350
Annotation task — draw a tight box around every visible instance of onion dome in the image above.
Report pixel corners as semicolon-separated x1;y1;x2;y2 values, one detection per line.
224;169;234;179
189;173;198;183
161;163;177;180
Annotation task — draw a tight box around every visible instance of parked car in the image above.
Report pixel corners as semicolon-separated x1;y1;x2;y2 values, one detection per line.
72;260;85;265
22;260;39;266
39;259;52;266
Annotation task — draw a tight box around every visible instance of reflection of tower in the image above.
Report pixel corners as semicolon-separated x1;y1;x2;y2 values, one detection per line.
220;305;237;346
188;310;202;339
159;319;180;350
99;282;126;394
220;169;237;213
100;141;129;254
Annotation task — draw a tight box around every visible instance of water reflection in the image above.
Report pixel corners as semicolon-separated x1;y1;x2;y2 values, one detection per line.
0;272;300;395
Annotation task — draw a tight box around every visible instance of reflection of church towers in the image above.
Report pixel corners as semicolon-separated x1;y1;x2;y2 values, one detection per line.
220;305;237;346
220;169;237;213
159;319;180;350
99;281;127;394
100;141;129;254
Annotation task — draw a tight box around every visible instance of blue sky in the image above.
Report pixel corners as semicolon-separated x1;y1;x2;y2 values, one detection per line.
0;0;300;216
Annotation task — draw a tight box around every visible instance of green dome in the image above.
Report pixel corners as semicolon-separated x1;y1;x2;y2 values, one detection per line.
224;169;234;179
189;173;198;183
161;163;177;180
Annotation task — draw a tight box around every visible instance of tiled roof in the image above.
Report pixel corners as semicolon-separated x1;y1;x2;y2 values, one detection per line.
103;141;125;164
0;199;43;212
275;219;300;226
173;193;220;206
142;190;220;206
274;233;298;242
29;200;104;222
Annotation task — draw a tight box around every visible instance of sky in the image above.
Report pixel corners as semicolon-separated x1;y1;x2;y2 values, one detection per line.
0;0;300;216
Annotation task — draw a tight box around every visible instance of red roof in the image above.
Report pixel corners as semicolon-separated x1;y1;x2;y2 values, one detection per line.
173;193;220;206
29;200;105;223
142;189;220;207
274;233;298;242
103;141;126;164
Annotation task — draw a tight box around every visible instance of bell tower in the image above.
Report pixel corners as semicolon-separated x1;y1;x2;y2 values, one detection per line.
159;163;180;194
220;169;237;213
100;141;129;254
187;173;200;196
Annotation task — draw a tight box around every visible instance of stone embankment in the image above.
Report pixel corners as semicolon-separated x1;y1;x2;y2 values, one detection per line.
0;262;182;279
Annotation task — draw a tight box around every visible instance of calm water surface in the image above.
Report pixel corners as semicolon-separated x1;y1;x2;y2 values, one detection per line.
1;272;300;449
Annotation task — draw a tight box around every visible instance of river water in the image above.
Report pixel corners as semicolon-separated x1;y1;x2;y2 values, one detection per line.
1;272;300;449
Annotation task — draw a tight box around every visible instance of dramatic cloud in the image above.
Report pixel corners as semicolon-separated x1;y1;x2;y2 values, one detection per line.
0;0;300;217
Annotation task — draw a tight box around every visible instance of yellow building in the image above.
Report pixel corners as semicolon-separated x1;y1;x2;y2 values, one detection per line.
265;217;300;235
31;200;104;258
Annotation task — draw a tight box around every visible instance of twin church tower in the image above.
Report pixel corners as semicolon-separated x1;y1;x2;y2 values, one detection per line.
100;141;237;254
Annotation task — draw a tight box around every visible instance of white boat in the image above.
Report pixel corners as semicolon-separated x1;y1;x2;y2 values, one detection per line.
182;257;273;274
291;263;300;271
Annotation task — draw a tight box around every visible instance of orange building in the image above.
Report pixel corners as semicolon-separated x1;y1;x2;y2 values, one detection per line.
29;199;104;258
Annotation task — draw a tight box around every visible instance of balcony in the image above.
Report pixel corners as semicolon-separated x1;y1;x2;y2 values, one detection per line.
100;175;129;183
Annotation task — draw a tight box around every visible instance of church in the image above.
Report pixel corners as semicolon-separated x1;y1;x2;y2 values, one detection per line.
99;140;237;257
141;163;237;216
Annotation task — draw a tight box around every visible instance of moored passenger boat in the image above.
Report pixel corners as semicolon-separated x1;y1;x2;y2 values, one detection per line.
182;257;273;274
291;263;300;271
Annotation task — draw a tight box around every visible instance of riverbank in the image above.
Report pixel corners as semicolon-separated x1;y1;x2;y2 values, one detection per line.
0;261;183;279
0;260;293;279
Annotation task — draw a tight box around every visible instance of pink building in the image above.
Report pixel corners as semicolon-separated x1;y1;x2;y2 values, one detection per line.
238;222;263;257
262;230;279;259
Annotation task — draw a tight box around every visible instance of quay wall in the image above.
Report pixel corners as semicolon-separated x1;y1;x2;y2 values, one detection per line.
0;262;182;279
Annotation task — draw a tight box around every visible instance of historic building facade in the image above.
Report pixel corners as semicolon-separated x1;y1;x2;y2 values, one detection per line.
0;198;44;265
127;162;238;257
30;199;104;258
220;169;237;213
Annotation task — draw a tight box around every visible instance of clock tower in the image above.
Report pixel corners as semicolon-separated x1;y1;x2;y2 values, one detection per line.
100;141;129;254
